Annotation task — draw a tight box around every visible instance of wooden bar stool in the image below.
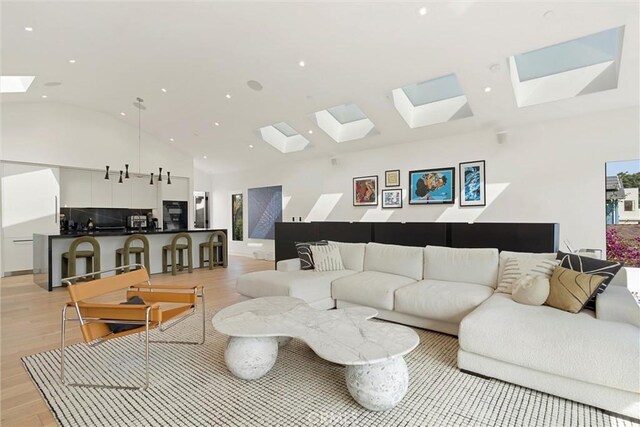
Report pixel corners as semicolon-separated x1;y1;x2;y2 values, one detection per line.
62;236;101;283
162;233;193;276
115;234;150;274
199;231;228;269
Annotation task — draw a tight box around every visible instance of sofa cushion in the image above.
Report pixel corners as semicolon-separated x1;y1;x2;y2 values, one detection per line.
511;275;550;306
498;251;557;284
364;242;423;280
556;251;623;311
459;293;640;393
237;269;356;303
496;257;560;293
424;246;499;287
311;244;344;272
332;271;416;310
295;240;328;270
395;279;493;324
328;241;365;272
545;266;606;313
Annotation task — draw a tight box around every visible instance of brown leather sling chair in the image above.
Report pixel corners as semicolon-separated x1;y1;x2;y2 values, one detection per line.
60;264;205;390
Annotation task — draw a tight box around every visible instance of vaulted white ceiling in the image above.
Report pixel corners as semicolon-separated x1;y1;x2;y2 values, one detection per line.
1;1;638;174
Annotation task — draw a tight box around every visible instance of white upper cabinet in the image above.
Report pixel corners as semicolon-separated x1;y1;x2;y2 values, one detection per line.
131;176;157;208
90;171;113;207
111;175;132;208
160;176;189;201
60;168;91;208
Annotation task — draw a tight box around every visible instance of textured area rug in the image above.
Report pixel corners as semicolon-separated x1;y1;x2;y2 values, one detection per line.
22;311;637;427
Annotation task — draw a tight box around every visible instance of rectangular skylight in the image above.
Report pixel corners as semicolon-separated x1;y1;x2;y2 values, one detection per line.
0;76;35;93
272;122;299;137
509;26;624;107
326;104;368;124
514;27;623;82
401;74;465;107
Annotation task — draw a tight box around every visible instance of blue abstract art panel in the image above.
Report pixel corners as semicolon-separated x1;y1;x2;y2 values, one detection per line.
248;185;283;240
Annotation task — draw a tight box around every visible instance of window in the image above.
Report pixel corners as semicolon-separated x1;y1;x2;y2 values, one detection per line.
624;200;634;211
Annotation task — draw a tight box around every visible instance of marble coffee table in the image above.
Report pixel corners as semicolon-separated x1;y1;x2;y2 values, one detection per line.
212;296;420;411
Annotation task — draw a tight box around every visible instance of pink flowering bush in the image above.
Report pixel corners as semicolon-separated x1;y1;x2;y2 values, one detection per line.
606;226;640;267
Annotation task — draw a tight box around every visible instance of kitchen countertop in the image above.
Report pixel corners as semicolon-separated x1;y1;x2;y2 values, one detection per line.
44;229;225;239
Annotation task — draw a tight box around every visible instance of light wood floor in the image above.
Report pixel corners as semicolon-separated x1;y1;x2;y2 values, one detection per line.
0;256;273;427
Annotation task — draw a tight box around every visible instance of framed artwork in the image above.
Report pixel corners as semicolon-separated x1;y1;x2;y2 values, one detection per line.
248;185;282;240
231;193;243;241
353;175;378;206
385;169;400;187
459;160;486;207
382;189;402;209
408;167;455;205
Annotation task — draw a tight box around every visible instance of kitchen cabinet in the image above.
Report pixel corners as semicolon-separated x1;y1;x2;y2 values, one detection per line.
60;168;91;207
111;175;132;208
131;177;157;208
91;171;112;207
160;176;189;201
1;162;60;274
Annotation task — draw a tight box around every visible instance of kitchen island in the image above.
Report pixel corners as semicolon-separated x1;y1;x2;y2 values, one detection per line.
33;229;227;291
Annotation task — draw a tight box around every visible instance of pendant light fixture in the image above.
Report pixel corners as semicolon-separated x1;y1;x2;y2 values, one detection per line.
103;97;171;185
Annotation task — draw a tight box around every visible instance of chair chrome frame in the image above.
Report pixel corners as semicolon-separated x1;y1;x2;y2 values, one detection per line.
60;264;205;390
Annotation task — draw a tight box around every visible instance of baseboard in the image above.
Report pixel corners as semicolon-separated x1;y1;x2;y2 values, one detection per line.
2;269;33;277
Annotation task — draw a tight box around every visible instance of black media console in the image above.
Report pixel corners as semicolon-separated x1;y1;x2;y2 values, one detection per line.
274;222;559;263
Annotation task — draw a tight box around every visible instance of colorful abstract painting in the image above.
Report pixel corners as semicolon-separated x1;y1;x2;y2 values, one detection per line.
353;175;378;206
231;193;243;241
248;186;282;239
459;160;486;207
408;168;455;204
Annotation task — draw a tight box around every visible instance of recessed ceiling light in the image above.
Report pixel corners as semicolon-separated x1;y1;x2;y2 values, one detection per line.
41;95;48;98
249;145;254;148
298;60;305;67
214;122;220;126
418;7;428;16
308;130;313;134
225;94;231;99
169;138;174;142
69;59;76;64
161;88;167;93
484;86;492;93
203;155;207;159
24;27;33;32
120;112;126;116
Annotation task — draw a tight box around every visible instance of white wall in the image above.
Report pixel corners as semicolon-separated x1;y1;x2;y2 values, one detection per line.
1;102;193;178
211;107;640;256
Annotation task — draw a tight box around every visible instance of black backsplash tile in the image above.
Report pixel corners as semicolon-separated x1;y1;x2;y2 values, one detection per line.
61;207;152;229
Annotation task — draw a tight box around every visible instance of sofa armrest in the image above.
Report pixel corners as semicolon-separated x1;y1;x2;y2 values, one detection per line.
596;286;640;328
277;258;301;272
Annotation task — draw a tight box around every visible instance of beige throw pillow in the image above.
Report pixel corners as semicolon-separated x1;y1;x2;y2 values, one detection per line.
310;244;344;272
512;275;550;306
496;258;560;293
545;266;606;313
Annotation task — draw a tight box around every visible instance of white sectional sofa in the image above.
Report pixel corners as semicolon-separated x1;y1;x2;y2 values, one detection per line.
236;241;640;419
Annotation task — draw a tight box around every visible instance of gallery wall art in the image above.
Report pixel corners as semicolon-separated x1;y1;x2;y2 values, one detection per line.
248;185;282;240
382;189;402;209
385;170;400;187
231;193;243;241
459;160;486;207
408;167;455;204
353;175;378;206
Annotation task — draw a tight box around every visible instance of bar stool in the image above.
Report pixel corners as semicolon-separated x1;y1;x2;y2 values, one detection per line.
199;231;228;269
162;233;193;276
61;236;101;283
115;234;150;274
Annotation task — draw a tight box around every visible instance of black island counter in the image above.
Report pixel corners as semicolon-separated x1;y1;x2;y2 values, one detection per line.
33;229;227;291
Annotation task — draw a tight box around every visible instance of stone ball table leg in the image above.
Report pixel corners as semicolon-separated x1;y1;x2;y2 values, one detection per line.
345;356;409;411
225;336;278;380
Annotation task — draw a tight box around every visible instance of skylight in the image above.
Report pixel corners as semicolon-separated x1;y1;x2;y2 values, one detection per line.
0;76;35;93
392;74;473;128
259;122;309;154
509;26;624;107
311;103;377;143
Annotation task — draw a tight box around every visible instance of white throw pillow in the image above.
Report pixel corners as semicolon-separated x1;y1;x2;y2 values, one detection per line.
496;257;559;293
311;244;344;272
512;275;550;306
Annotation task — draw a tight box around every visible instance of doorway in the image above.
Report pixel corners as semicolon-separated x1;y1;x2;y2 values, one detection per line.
193;191;210;229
